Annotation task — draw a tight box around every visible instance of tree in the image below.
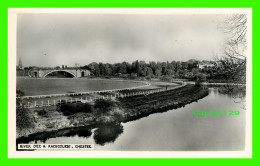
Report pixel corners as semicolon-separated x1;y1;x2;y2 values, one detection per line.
104;63;112;76
54;66;60;70
175;61;182;71
194;73;207;86
155;69;162;77
146;67;153;77
149;61;157;75
125;62;132;74
191;68;200;76
118;62;128;74
219;14;247;83
88;62;100;76
181;62;188;69
161;62;167;75
165;69;174;77
99;63;105;76
135;60;141;76
223;15;247;60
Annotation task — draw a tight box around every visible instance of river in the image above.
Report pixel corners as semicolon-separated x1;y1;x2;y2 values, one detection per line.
28;88;246;151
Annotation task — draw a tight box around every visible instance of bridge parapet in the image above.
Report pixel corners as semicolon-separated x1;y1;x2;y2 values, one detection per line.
29;69;91;78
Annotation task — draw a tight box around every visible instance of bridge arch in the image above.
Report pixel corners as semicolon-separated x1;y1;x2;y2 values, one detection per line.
42;70;77;78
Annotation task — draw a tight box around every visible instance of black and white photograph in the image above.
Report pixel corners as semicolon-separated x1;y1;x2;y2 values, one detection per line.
8;8;252;158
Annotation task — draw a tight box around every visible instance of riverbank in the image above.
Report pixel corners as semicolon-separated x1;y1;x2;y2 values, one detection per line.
17;84;209;142
118;84;209;122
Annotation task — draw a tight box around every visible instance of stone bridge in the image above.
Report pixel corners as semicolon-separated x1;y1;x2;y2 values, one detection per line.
29;68;91;78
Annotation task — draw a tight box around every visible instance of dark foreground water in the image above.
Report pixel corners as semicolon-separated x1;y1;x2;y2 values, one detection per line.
28;88;246;151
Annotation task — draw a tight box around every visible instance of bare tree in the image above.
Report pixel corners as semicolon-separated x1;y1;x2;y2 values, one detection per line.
216;14;247;84
214;15;247;108
223;14;247;60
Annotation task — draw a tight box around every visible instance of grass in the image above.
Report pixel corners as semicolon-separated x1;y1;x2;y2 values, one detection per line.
16;107;35;136
16;78;145;96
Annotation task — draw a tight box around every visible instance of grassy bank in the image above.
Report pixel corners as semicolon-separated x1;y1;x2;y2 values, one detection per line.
17;84;208;143
117;84;209;122
60;84;209;126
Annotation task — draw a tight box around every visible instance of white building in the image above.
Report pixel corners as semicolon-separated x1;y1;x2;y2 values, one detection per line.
198;63;214;69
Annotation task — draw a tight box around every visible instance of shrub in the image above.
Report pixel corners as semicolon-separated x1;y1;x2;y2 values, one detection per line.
37;109;48;117
94;99;115;114
194;73;207;87
16;89;25;97
145;76;152;80
16;108;35;134
58;103;93;115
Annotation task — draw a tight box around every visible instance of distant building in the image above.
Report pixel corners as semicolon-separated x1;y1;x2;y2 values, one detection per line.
198;63;214;69
17;57;24;70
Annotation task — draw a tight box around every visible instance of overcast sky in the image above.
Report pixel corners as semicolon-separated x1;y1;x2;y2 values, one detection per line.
17;14;226;67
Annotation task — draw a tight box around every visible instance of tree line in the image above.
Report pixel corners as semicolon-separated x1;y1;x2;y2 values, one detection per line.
84;60;194;75
21;58;245;83
80;59;213;81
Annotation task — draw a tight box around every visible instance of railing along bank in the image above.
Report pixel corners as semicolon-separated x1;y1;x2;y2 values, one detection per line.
18;82;187;108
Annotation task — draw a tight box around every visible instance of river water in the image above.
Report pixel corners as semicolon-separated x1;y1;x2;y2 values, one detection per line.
29;88;246;151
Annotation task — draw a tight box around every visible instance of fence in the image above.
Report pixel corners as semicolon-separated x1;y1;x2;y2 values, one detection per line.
18;82;187;109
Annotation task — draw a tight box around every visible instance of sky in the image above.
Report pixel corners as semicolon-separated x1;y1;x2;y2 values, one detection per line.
17;13;226;67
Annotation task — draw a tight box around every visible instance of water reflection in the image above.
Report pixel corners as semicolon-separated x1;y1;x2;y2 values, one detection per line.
17;126;93;144
93;124;124;146
18;123;124;146
217;86;246;110
217;86;246;98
